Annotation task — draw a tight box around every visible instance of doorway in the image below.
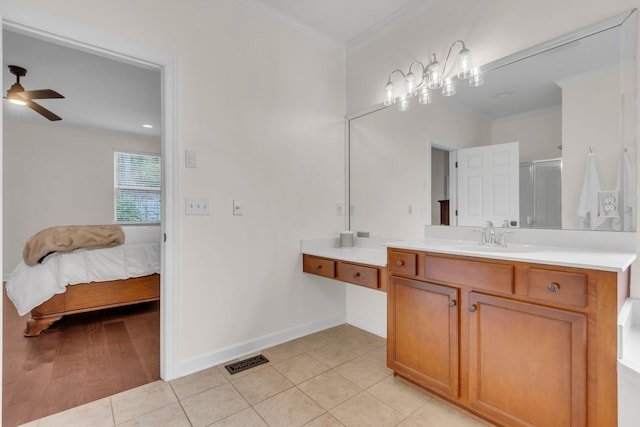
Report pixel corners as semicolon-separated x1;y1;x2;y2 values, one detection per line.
430;144;456;226
431;146;451;225
1;12;178;426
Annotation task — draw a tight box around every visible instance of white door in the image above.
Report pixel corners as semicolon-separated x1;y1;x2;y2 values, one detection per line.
457;142;519;227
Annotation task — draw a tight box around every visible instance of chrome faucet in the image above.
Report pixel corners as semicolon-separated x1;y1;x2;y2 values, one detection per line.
477;220;512;247
481;220;495;245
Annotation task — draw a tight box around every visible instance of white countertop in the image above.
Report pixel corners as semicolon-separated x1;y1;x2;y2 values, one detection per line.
300;238;389;267
387;239;636;273
301;236;636;273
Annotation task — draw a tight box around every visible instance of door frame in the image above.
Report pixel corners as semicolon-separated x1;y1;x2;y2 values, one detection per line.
0;7;180;382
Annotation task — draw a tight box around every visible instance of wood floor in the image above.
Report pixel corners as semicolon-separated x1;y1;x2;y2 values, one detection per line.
2;288;160;427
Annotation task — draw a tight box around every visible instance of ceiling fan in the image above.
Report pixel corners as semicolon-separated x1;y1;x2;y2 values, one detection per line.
5;65;65;121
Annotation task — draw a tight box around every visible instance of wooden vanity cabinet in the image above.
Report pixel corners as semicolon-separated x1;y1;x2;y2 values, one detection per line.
387;248;629;427
388;276;459;398
468;293;587;427
303;254;387;291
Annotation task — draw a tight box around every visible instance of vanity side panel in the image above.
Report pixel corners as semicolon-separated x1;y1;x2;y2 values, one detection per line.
592;270;627;427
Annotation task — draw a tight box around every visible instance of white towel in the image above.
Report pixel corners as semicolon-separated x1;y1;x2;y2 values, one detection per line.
577;154;607;229
613;151;636;231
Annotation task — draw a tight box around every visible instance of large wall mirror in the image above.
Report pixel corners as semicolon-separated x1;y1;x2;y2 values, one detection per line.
348;9;637;239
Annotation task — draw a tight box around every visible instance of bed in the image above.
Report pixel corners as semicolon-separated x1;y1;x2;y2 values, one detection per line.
5;225;161;336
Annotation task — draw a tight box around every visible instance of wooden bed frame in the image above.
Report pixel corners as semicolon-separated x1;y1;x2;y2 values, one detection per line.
24;273;160;337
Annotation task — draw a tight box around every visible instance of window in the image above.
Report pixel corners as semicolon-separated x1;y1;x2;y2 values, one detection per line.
114;151;161;223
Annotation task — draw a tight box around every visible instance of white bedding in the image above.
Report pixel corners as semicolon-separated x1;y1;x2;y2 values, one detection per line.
6;225;161;316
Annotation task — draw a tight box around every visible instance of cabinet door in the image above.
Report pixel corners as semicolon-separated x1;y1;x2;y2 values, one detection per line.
468;293;586;427
388;276;459;398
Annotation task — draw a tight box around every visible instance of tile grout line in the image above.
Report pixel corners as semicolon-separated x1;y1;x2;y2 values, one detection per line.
168;381;194;427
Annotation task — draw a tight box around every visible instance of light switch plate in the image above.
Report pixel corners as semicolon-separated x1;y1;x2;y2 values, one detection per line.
186;197;209;215
233;199;243;216
185;150;197;168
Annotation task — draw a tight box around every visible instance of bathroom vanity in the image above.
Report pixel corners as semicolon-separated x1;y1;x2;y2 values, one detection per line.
301;237;389;291
386;241;634;427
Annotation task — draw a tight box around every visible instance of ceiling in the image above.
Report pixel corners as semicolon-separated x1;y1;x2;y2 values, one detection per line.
3;29;161;137
234;0;435;47
2;1;429;136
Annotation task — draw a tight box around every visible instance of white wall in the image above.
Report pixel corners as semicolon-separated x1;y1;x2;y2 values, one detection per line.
561;69;624;230
491;109;562;162
3;120;160;273
349;98;490;239
0;0;347;375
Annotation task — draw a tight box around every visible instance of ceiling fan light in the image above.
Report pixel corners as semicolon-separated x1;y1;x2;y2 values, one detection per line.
8;94;26;106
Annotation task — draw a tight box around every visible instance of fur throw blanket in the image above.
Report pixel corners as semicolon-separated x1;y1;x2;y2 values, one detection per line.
23;224;125;266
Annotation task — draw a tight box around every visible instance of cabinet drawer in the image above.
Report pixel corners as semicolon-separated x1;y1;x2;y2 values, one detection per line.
337;262;379;289
388;251;417;276
303;255;335;279
526;268;587;308
424;254;514;294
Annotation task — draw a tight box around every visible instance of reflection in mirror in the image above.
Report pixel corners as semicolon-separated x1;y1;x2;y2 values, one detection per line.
348;9;636;239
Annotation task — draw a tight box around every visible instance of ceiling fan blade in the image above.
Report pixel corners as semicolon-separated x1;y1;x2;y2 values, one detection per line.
18;89;64;100
26;100;62;121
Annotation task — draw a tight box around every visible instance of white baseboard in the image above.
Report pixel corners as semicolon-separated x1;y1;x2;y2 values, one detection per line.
178;314;346;378
346;313;387;338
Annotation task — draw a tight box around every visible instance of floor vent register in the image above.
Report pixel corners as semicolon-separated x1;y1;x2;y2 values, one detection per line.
224;354;270;375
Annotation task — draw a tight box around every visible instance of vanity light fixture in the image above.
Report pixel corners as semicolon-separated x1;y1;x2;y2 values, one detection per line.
383;40;484;110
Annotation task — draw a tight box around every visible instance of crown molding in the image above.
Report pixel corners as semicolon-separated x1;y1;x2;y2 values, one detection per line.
346;0;441;54
231;0;344;52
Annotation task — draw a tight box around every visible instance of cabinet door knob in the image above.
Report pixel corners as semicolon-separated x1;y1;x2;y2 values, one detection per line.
468;305;477;313
547;283;560;293
315;265;322;270
396;260;404;267
352;272;361;279
448;300;456;308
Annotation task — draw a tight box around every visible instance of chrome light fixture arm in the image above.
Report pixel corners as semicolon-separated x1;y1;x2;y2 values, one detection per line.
383;38;482;110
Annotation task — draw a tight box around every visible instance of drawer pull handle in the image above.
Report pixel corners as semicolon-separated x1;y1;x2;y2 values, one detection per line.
315;265;322;270
547;283;560;293
396;260;404;267
352;272;361;279
468;305;477;313
448;300;456;308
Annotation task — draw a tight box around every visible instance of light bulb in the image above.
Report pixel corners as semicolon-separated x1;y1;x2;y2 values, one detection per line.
9;98;26;106
418;86;431;105
442;78;456;96
457;47;472;79
427;59;442;90
469;67;484;87
399;95;409;112
384;81;395;106
405;72;417;98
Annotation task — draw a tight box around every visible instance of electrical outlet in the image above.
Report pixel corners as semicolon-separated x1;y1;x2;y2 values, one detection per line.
598;191;620;218
336;203;343;216
185;197;209;215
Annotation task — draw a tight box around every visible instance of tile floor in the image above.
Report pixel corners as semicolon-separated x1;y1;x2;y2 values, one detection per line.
19;324;493;427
